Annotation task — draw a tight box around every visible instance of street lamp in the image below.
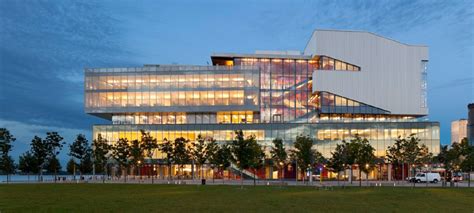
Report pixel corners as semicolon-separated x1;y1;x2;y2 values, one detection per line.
365;164;369;185
138;160;142;180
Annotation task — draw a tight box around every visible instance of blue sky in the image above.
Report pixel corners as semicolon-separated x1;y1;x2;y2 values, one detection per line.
1;0;473;165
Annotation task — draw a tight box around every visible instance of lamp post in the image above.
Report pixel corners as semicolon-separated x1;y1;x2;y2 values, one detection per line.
365;164;369;186
137;160;142;182
153;165;156;184
220;164;224;184
343;163;346;183
279;161;284;186
308;164;312;185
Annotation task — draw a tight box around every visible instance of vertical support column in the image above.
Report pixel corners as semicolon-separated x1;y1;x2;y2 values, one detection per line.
388;164;392;181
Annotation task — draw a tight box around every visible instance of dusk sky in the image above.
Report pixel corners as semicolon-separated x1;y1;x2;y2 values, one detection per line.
1;0;473;164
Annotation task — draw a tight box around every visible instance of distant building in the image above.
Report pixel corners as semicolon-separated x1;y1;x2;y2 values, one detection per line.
451;119;467;144
468;103;474;146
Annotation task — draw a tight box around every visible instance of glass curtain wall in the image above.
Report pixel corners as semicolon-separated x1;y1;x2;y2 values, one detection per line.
235;58;315;123
94;122;440;158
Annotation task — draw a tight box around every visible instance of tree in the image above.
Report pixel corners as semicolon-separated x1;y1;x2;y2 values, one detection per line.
209;143;232;183
30;136;48;181
69;134;92;179
270;138;287;186
291;135;315;184
44;132;65;182
386;136;404;181
45;156;61;174
357;139;376;186
129;139;145;177
191;135;211;180
248;137;264;186
401;134;432;187
437;138;474;187
92;134;111;183
112;138;131;182
328;142;349;185
173;137;190;179
459;138;474;187
67;158;77;175
206;137;219;182
140;130;158;183
0;128;16;183
229;130;252;189
229;130;264;188
345;134;375;187
19;151;38;181
159;138;174;181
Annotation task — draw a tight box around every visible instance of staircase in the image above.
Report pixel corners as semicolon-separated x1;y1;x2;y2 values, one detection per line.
229;163;260;180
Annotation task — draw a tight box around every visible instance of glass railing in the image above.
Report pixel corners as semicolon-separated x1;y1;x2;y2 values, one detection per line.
85;65;259;73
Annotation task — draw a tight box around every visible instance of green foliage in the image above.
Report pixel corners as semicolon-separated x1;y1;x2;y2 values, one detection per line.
129;139;145;168
45;156;61;173
30;136;48;171
44;132;65;158
112;138;131;169
69;134;92;175
19;151;38;174
173;137;191;169
230;130;264;186
92;134;111;174
140;130;158;160
0;156;15;174
345;134;376;172
191;135;215;178
270;138;287;169
291;135;323;173
159;138;174;166
191;135;209;166
66;158;77;175
0;128;16;174
437;138;474;172
210;143;232;170
328;142;349;173
386;136;404;166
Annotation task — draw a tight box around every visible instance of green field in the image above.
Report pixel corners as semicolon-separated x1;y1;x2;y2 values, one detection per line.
1;184;473;212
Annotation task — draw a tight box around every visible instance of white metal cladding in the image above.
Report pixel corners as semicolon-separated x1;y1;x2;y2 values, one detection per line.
304;30;429;116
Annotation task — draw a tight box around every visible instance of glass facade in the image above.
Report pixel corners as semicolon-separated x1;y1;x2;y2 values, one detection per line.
93;122;439;158
85;65;260;114
86;55;440;163
235;58;315;123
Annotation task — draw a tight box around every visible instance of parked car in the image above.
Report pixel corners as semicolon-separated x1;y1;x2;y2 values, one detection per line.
453;174;463;182
409;173;440;183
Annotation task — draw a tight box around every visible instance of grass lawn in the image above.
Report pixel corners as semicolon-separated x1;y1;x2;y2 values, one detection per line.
1;184;473;212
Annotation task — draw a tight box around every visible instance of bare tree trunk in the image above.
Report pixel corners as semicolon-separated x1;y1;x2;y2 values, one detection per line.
350;166;353;185
280;167;283;187
253;168;256;187
366;171;368;186
240;169;243;189
359;169;362;187
103;165;106;184
402;163;405;182
337;171;340;186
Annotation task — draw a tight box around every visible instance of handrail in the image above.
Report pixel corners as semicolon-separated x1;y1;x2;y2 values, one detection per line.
85;65;259;73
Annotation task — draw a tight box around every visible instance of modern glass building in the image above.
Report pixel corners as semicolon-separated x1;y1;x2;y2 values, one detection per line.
85;30;440;179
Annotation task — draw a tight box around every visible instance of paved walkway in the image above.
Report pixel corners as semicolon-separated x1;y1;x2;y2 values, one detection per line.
2;176;473;187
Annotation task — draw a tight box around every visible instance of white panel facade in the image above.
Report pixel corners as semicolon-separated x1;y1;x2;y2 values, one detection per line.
305;30;428;116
